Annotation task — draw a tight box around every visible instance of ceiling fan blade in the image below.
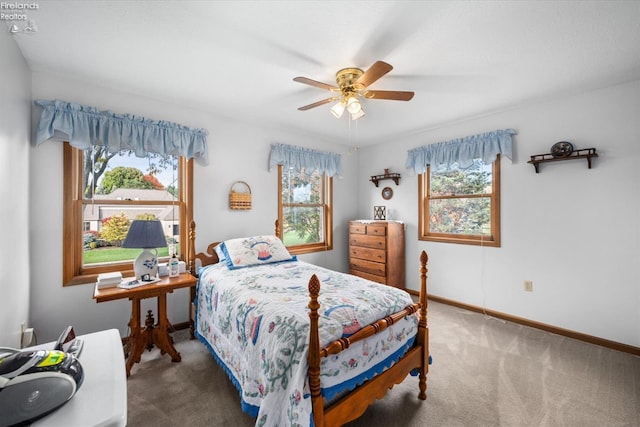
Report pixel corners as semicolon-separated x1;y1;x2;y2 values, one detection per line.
293;76;339;91
356;61;394;88
363;90;415;101
297;98;338;111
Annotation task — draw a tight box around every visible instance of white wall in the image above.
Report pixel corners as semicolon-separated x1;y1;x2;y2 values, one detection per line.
28;71;359;342
12;63;640;349
0;31;31;347
357;80;640;347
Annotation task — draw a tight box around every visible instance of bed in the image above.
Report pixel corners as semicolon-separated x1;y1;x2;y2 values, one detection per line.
187;221;429;426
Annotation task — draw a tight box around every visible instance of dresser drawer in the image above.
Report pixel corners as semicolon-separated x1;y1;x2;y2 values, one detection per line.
349;234;386;250
349;222;387;236
349;223;366;234
349;246;386;263
350;258;386;277
366;224;387;236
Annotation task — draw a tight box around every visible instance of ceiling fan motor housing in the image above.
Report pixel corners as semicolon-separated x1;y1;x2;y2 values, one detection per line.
336;68;364;96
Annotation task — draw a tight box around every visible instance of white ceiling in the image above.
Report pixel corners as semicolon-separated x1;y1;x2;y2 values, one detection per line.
8;1;640;146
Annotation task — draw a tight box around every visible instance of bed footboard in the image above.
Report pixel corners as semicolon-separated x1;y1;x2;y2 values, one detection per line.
308;250;429;426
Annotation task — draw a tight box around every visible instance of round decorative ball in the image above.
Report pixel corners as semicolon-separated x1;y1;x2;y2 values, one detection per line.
551;141;574;157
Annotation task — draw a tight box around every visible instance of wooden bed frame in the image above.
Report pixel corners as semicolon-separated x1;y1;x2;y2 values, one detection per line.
187;221;429;426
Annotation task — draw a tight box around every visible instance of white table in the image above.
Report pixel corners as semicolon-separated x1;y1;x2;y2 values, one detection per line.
30;328;127;427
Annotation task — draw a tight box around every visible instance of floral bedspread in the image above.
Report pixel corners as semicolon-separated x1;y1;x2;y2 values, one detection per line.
195;260;418;427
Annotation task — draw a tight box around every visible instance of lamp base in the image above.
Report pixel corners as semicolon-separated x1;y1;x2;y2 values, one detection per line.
133;248;159;280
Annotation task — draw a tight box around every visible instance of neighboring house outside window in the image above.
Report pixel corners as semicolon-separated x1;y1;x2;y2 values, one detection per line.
419;156;501;247
277;164;333;255
63;143;193;285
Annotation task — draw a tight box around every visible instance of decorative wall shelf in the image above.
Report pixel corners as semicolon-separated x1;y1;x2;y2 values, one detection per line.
527;148;598;173
370;172;401;187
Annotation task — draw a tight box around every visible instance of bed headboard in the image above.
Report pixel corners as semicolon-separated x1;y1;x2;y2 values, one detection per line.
187;219;281;276
188;221;220;276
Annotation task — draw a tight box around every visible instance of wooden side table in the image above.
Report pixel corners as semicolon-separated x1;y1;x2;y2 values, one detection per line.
93;273;197;377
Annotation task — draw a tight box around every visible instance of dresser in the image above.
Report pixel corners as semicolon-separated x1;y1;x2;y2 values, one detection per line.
348;220;405;289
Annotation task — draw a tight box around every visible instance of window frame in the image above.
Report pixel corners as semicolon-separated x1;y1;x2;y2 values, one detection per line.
62;142;193;286
276;164;333;255
418;155;501;247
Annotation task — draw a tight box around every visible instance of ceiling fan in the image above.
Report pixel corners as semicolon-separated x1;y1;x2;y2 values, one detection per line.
293;61;414;120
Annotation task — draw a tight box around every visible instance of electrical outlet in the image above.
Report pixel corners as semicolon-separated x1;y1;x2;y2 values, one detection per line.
22;328;34;348
524;280;533;292
20;321;34;348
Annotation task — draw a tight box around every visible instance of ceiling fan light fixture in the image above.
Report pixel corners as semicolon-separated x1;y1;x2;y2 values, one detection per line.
330;101;346;118
346;96;361;114
351;108;365;121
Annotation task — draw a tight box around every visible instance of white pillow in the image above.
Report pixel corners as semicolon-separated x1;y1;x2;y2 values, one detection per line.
213;243;226;263
220;235;296;270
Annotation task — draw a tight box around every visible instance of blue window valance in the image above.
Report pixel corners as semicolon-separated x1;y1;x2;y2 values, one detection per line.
405;128;516;174
34;99;209;163
268;143;342;177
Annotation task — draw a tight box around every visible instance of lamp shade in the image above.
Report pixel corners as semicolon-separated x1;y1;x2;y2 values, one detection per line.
122;220;167;280
122;220;167;249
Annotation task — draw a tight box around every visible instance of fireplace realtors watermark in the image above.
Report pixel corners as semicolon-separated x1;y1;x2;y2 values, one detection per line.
1;2;38;19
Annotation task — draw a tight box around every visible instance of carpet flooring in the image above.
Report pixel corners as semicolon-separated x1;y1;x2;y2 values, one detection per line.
127;301;639;426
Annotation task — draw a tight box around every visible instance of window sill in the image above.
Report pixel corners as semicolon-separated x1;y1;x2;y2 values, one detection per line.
419;234;500;247
286;243;333;256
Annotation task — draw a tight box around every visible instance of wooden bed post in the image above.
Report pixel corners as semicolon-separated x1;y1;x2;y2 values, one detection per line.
417;250;429;400
188;220;196;275
308;274;324;427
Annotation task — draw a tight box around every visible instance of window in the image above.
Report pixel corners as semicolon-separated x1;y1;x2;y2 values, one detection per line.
63;143;193;285
277;165;333;255
419;155;501;247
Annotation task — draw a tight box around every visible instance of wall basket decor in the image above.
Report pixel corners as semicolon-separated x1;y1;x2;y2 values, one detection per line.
229;181;252;210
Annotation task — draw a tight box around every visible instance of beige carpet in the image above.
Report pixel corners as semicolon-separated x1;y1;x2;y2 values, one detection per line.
127;301;640;426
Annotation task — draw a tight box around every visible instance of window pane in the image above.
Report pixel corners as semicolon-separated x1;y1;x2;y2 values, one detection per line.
428;197;491;235
81;148;179;268
282;206;324;246
281;168;322;204
82;205;176;267
83;149;179;200
431;160;492;196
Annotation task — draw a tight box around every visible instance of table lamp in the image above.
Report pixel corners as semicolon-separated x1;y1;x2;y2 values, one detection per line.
122;220;167;280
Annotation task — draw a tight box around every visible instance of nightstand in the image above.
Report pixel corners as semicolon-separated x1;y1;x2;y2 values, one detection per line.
93;273;197;377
